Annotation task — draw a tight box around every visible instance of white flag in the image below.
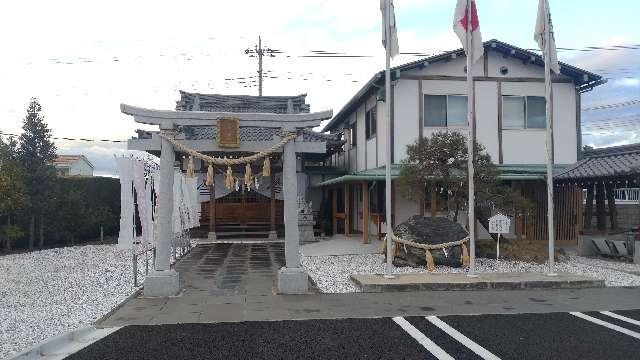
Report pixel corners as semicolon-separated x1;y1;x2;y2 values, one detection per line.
534;0;561;74
380;0;399;58
453;0;484;64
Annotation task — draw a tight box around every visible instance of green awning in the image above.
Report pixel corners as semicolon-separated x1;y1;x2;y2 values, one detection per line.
316;164;570;186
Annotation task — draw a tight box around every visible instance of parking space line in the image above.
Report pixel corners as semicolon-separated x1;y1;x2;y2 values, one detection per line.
571;312;640;340
601;311;640;327
426;316;501;360
392;317;454;360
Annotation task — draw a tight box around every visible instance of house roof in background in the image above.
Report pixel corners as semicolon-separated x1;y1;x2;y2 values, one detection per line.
53;155;94;169
323;39;606;132
175;91;310;114
555;144;640;182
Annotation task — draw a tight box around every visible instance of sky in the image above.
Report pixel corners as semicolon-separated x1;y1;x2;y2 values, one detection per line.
0;0;638;176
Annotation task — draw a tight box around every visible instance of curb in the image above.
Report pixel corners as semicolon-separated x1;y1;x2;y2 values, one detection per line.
6;326;122;360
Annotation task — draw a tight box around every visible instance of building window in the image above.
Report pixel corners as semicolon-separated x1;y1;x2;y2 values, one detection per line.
503;95;546;129
365;107;377;139
424;95;468;127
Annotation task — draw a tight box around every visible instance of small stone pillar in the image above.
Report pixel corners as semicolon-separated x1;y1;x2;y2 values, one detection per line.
144;127;179;297
298;197;315;244
635;240;640;264
277;130;308;294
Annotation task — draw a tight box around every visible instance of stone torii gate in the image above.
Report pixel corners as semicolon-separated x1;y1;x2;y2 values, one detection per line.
121;104;333;296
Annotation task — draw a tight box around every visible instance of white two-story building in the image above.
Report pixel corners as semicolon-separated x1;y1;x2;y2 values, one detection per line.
319;39;605;244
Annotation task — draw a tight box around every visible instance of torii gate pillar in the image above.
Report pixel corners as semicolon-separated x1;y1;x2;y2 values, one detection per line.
144;122;180;297
277;128;309;294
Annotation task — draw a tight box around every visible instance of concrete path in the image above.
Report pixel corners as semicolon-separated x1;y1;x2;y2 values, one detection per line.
99;243;640;327
99;285;640;327
301;236;382;256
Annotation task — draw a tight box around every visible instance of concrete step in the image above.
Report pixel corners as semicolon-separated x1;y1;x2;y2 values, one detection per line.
350;272;606;293
9;326;122;359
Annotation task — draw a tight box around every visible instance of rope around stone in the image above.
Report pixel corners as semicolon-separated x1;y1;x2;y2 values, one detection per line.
159;130;297;166
390;233;469;250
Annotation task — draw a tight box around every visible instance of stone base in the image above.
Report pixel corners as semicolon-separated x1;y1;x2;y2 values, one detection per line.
351;272;605;293
578;234;599;256
268;230;278;240
277;267;309;294
207;232;217;241
144;269;180;298
635;241;640;264
299;223;316;244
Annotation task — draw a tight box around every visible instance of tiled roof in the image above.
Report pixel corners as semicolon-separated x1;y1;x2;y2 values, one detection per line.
555;144;640;181
179;126;341;144
53;155;82;166
175;91;310;114
52;155;94;169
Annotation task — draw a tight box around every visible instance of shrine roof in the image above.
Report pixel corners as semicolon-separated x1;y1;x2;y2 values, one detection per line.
176;91;310;114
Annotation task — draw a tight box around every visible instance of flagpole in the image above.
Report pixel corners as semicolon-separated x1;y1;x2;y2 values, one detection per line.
465;0;477;277
384;0;394;276
543;1;556;276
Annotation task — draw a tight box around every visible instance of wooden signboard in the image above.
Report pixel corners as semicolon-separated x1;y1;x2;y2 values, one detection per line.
217;117;240;148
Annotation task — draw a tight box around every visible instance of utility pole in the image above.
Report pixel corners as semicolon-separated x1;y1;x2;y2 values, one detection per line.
244;36;278;96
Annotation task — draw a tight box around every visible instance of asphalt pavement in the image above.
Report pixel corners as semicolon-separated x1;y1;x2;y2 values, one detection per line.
68;309;640;359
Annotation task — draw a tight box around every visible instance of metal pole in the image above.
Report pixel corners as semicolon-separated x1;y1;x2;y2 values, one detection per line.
384;0;394;276
466;0;477;277
133;251;138;287
258;36;263;96
544;2;556;275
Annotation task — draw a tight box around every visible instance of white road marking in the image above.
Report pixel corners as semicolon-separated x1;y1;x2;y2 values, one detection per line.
392;317;454;360
600;311;640;327
426;316;501;360
571;312;640;340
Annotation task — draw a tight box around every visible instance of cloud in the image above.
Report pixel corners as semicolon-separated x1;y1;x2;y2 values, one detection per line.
1;0;637;155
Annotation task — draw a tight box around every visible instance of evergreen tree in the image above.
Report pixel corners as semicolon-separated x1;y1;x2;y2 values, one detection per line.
18;98;57;250
0;135;28;251
397;131;531;240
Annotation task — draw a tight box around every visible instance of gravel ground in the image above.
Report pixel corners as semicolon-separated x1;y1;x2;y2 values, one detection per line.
301;254;640;293
0;245;139;359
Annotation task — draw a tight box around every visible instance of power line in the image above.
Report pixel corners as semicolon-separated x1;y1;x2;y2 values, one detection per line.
0;131;126;143
583;99;640;112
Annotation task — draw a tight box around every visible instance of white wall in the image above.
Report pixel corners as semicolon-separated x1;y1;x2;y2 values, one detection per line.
70;159;93;176
475;81;500;161
356;103;366;171
394;185;419;225
376;97;386;167
501;82;577;164
393;79;419;163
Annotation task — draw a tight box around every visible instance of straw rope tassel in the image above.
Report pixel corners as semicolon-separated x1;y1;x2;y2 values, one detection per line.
206;163;214;186
262;156;271;177
461;243;470;267
425;250;435;272
244;163;252;188
187;156;195;178
225;167;233;189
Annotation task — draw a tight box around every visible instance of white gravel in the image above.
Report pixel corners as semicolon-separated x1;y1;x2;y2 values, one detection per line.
0;245;138;359
302;254;640;293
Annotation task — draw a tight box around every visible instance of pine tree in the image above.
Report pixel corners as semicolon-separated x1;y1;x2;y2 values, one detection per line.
0;136;28;251
18;98;57;250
